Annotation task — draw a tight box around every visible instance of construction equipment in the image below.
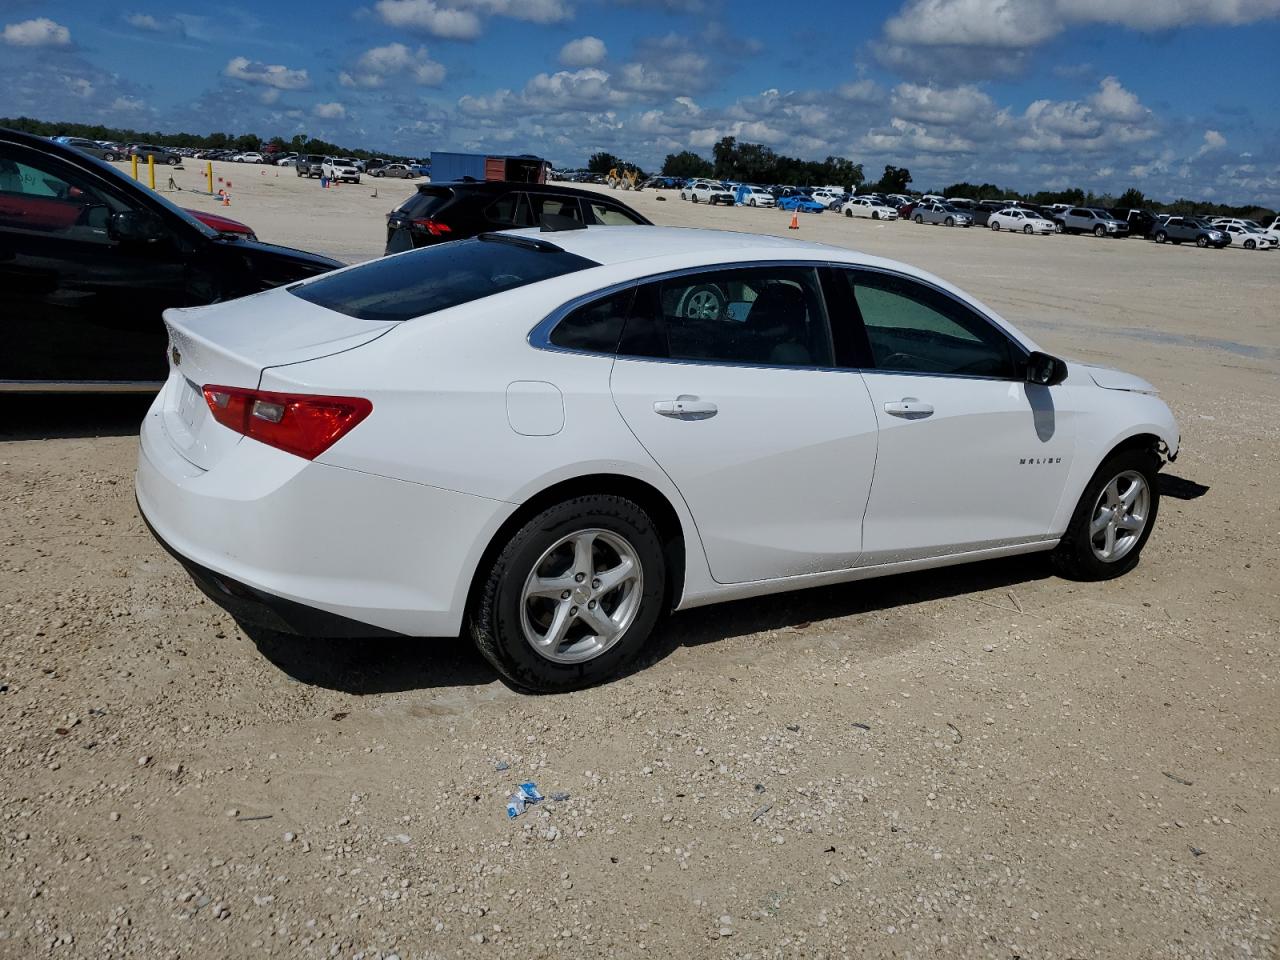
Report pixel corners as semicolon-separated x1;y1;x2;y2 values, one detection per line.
606;166;643;191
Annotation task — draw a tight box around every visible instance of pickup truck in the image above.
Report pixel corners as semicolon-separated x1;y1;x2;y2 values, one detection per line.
1053;207;1129;237
1150;217;1229;248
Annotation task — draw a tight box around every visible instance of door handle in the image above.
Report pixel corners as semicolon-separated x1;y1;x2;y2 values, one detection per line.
654;395;718;420
883;398;933;418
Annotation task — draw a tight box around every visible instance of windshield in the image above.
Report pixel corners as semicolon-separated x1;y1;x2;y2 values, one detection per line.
290;235;600;323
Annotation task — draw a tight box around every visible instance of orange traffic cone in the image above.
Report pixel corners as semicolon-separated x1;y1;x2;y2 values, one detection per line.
788;210;799;230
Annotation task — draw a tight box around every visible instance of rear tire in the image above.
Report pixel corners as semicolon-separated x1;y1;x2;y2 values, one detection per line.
1051;448;1160;582
469;495;666;693
845;209;852;218
913;214;923;224
1155;231;1167;244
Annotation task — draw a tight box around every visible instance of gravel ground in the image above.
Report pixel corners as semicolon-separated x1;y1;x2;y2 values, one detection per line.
0;164;1277;959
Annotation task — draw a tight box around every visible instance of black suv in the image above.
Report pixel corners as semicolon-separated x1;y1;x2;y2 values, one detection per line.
1109;208;1159;239
384;181;651;253
0;128;341;390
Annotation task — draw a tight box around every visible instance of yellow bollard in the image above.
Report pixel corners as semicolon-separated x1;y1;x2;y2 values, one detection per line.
207;160;213;195
131;154;138;180
148;154;155;190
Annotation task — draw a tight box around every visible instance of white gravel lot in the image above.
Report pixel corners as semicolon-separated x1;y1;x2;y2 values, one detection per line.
0;162;1276;959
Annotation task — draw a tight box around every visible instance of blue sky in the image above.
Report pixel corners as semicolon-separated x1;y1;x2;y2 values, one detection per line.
3;0;1279;203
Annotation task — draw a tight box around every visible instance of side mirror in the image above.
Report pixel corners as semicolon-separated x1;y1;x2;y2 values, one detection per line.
1025;351;1067;387
108;209;166;243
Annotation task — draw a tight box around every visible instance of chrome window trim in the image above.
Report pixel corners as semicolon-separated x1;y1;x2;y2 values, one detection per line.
0;379;163;393
528;259;1031;382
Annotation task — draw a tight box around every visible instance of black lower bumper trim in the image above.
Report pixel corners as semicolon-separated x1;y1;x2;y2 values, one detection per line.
138;501;406;638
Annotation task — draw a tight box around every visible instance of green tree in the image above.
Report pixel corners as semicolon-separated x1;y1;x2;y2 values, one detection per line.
1116;187;1147;209
871;165;912;193
587;151;619;174
661;150;713;179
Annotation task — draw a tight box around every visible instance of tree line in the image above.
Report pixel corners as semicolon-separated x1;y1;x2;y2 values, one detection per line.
0;116;417;164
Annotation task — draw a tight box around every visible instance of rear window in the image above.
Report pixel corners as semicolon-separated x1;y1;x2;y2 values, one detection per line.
290;236;599;323
396;186;454;220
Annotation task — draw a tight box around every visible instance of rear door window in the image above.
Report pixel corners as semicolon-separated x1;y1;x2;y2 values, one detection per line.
621;266;834;368
290;235;599;323
395;187;453;220
483;192;534;227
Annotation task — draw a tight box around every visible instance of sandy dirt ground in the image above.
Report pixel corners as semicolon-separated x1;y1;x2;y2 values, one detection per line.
1;161;1277;959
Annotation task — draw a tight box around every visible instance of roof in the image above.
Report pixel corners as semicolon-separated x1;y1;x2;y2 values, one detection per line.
508;225;861;268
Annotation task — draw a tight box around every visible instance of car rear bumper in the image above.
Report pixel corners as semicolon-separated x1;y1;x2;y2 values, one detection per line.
135;397;511;637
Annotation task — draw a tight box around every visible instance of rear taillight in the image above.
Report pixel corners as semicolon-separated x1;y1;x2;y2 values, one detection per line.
202;385;372;460
410;218;451;236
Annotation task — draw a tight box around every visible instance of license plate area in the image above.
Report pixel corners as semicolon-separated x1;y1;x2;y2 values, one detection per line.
177;377;205;432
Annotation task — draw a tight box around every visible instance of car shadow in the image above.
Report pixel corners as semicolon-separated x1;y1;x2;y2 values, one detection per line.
246;626;498;695
631;553;1057;675
1158;473;1209;500
0;394;153;441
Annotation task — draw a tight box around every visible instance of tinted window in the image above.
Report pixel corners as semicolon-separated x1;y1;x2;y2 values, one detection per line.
588;202;644;225
550;287;634;353
483;192;533;226
396;186;453;220
837;270;1018;379
529;195;582;224
623;266;833;368
0;145;117;243
291;236;599;323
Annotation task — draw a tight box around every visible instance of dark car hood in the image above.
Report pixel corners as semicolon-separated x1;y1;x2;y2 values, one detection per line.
213;235;343;272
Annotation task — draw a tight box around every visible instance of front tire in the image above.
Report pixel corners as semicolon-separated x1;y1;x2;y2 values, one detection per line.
944;216;954;227
1051;449;1160;581
845;208;853;218
991;221;1000;231
1023;224;1033;234
1094;225;1106;238
469;495;666;692
1196;235;1208;248
913;214;923;224
1155;231;1167;244
1245;239;1255;249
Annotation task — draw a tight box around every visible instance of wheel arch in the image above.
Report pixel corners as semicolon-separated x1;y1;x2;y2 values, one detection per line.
464;472;690;622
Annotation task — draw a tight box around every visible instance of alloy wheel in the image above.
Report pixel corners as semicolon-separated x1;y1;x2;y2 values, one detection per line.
519;529;644;664
1088;470;1150;563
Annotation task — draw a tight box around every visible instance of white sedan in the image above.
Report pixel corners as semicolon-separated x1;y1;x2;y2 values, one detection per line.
1213;222;1276;250
740;186;776;207
841;197;899;220
988;208;1055;234
137;227;1180;692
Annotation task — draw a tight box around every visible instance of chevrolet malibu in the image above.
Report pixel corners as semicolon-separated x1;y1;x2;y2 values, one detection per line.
136;227;1180;692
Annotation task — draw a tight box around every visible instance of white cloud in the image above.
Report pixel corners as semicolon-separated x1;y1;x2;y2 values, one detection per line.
890;82;996;124
1196;129;1227;156
313;101;347;119
373;0;571;39
125;13;162;31
339;42;445;88
885;0;1280;49
559;35;606;67
374;0;481;39
3;17;71;47
223;56;310;90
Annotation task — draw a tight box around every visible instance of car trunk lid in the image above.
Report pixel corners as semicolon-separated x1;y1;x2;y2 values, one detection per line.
159;286;396;470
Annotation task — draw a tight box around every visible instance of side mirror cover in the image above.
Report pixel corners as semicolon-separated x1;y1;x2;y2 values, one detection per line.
1025;350;1068;387
108;209;166;243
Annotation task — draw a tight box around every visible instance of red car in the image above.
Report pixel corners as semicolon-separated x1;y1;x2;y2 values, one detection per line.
185;207;257;241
